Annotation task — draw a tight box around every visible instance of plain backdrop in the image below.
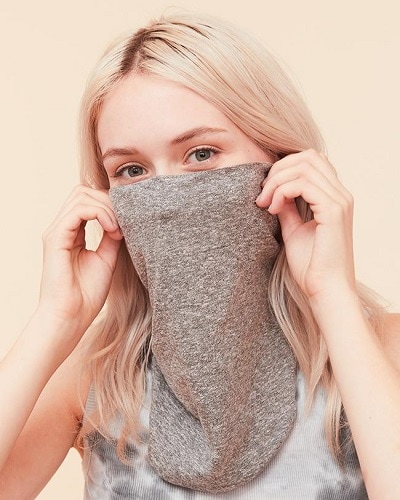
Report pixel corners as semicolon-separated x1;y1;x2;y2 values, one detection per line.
1;0;399;498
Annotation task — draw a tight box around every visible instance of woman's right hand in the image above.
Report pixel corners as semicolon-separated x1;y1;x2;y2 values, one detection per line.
38;185;123;342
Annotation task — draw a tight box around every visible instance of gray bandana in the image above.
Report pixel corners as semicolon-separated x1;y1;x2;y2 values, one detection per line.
110;163;297;493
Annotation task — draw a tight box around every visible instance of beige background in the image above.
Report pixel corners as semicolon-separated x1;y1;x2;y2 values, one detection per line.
0;0;398;498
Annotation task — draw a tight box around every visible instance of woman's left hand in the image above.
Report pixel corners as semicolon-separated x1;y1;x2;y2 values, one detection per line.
256;149;356;301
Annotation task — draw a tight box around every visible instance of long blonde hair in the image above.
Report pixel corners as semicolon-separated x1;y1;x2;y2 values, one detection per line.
79;11;384;459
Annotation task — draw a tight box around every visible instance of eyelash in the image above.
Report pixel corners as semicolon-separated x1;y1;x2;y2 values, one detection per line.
112;146;220;179
184;146;220;164
113;164;144;178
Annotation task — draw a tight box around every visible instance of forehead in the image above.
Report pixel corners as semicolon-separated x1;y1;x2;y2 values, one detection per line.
97;74;235;150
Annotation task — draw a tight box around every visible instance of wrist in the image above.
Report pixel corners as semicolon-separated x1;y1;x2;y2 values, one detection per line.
308;284;364;325
18;306;87;368
309;281;359;306
307;286;379;361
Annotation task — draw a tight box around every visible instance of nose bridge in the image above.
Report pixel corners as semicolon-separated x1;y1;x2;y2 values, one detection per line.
153;160;182;177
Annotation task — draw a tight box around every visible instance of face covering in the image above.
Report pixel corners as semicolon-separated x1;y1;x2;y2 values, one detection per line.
110;163;297;493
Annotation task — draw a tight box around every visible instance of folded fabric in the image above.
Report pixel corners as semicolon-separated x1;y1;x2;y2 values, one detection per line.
110;163;297;492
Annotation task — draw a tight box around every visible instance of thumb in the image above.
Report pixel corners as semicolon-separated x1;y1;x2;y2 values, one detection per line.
96;231;123;272
276;200;303;244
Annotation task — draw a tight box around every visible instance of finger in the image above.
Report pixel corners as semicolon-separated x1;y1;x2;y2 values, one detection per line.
48;195;119;237
44;205;119;251
72;220;87;249
264;149;342;191
275;199;303;243
105;225;124;241
55;190;116;221
266;178;343;224
51;186;117;227
258;164;348;209
62;185;111;208
96;231;123;271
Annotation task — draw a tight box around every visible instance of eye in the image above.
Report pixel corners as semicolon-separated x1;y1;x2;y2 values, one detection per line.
186;147;218;164
115;164;146;178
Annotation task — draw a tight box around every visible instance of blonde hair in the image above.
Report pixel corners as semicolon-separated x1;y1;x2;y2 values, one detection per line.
79;11;384;459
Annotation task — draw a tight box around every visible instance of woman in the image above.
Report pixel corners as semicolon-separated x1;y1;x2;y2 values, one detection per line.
1;12;399;499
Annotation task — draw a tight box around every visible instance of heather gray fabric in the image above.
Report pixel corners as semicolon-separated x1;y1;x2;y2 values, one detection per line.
82;369;368;499
109;163;297;493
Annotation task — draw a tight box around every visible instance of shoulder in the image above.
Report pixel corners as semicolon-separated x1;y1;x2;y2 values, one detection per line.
381;312;400;369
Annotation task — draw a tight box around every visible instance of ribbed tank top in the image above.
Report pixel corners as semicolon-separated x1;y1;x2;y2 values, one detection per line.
82;368;368;499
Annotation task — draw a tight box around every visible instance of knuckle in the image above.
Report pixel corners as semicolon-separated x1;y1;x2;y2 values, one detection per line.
72;184;86;195
42;228;56;247
331;202;346;219
345;191;354;206
75;192;91;204
304;148;319;160
42;223;56;241
301;161;314;175
331;166;339;178
275;184;288;197
73;184;97;199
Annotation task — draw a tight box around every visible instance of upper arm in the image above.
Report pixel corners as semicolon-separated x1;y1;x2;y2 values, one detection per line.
382;312;400;372
0;347;90;499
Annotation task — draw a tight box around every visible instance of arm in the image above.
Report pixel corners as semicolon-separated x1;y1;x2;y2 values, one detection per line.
0;185;122;487
0;311;83;472
382;313;400;371
0;345;90;499
309;291;400;499
258;149;400;500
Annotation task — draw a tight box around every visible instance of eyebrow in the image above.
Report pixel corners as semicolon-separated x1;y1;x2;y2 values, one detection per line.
170;126;228;145
101;126;228;162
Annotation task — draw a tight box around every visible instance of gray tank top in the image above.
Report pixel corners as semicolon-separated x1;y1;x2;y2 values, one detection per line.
82;368;368;499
